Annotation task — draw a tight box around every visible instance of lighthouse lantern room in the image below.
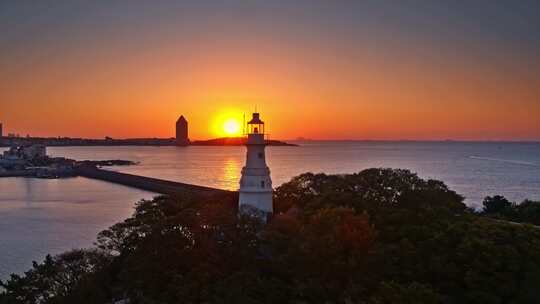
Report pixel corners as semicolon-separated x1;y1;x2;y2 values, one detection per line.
239;112;273;219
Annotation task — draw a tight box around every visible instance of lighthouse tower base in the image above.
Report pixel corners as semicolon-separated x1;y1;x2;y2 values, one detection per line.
239;191;273;214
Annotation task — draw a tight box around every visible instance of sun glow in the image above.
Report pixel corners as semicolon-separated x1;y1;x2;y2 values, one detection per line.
223;118;241;136
210;110;245;137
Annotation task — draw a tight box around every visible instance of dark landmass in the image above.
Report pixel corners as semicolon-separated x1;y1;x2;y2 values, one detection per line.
2;168;540;304
0;137;177;147
0;136;295;147
0;154;138;179
287;139;540;144
191;137;297;146
76;159;138;167
0;170;34;178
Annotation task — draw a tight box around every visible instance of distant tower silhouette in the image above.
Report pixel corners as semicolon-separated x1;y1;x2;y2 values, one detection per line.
0;122;2;138
176;115;189;146
239;113;273;220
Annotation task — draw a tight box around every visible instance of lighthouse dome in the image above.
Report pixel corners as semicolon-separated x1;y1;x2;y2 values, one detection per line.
247;113;264;124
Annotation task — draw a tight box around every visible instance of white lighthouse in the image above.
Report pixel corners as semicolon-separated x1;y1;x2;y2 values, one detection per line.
239;112;273;218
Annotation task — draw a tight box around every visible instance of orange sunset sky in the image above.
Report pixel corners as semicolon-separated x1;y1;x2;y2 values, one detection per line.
1;1;539;141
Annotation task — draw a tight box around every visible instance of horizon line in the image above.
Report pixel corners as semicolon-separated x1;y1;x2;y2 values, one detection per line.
1;135;539;144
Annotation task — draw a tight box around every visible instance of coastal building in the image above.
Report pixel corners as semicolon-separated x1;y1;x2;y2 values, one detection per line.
0;150;25;168
1;144;46;162
239;113;273;220
176;115;189;146
22;144;47;159
0;144;46;169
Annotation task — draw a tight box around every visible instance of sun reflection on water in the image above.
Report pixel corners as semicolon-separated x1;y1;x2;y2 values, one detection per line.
221;158;241;190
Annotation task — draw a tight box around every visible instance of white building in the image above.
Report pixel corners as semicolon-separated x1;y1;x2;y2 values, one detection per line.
239;113;273;219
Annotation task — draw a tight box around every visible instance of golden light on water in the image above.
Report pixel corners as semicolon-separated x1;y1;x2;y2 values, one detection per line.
221;158;241;190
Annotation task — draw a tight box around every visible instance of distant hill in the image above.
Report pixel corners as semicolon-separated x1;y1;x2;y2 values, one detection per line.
0;136;296;147
191;137;297;146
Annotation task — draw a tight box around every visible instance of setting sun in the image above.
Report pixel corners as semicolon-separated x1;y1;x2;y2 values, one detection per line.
223;118;241;136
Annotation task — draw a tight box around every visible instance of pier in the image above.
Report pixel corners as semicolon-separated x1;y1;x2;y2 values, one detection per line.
76;165;233;198
0;170;34;178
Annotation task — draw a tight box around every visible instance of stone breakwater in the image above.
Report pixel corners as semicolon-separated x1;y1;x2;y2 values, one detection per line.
76;165;234;198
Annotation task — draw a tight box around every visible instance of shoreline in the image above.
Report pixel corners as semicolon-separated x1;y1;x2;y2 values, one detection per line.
0;137;297;147
2;139;540;148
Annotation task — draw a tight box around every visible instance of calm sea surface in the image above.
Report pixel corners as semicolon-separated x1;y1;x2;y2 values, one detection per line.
1;141;539;279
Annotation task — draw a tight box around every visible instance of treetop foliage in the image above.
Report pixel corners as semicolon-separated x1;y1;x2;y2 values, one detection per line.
2;168;539;304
